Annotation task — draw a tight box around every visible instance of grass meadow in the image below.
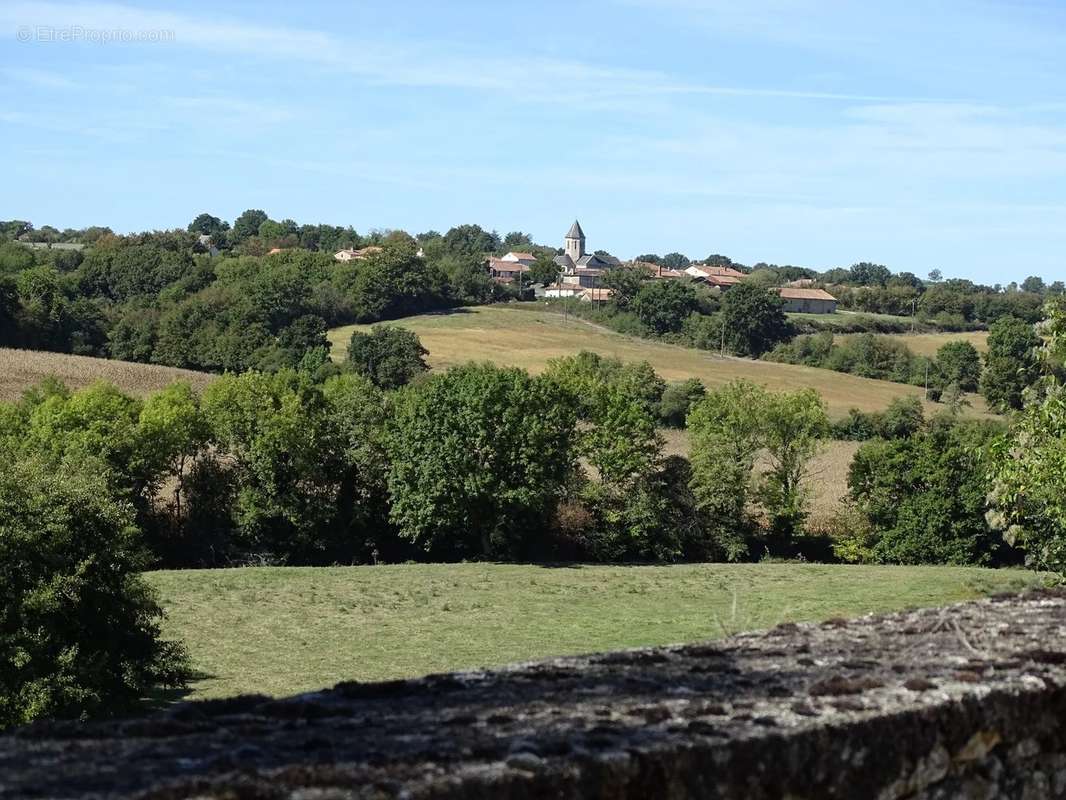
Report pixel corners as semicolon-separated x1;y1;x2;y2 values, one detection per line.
328;305;989;419
149;563;1039;700
0;347;216;402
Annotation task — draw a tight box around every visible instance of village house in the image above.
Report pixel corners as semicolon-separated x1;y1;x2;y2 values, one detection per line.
500;251;537;266
579;287;614;304
684;264;746;290
775;286;838;313
334;246;384;262
487;257;530;284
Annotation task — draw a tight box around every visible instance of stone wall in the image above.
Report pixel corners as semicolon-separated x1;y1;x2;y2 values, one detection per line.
4;590;1066;799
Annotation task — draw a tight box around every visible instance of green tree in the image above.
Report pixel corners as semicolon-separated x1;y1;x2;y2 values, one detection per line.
935;340;982;392
0;458;188;727
981;315;1042;411
661;252;691;270
442;224;500;257
502;231;533;250
386;364;576;559
602;266;647;309
581;383;661;489
849;418;1004;565
878;395;925;439
631;279;697;334
527;253;561;287
230;209;269;243
202;371;349;563
187;213;229;238
137;383;210;533
347;325;429;389
848;262;891;286
989;299;1066;576
686;381;766;559
720;282;790;357
1021;276;1046;294
753;388;829;541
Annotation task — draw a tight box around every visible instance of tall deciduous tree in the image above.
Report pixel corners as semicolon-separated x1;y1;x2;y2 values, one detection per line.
981;316;1042;411
935;340;982;392
989;299;1066;577
386;364;577;560
347;325;429;389
720;283;790;356
0;457;189;727
632;279;697;334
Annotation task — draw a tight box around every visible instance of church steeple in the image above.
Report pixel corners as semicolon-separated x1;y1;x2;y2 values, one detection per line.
564;220;585;262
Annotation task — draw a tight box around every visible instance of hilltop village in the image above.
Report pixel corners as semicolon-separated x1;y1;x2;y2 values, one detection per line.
467;220;838;313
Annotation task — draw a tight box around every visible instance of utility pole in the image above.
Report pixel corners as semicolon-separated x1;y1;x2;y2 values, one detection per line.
911;298;917;333
720;318;726;357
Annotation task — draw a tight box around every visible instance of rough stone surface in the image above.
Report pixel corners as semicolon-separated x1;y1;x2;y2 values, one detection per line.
4;590;1066;799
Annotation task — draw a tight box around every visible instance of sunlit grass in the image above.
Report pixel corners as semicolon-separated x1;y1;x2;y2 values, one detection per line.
149;562;1038;700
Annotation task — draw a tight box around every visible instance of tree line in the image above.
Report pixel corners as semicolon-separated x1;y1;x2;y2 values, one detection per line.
7;298;1066;727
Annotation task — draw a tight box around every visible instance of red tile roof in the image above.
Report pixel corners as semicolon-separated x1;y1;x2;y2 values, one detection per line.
776;287;838;301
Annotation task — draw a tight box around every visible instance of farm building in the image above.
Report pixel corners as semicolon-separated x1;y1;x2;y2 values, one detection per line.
775;287;838;313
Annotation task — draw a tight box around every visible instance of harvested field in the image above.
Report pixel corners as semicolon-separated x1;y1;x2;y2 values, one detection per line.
329;306;990;419
0;347;216;401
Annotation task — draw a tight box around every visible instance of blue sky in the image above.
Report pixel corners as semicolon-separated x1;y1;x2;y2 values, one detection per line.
2;1;1065;283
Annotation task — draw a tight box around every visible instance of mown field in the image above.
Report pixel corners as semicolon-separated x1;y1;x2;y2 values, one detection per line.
876;330;989;357
150;563;1039;700
328;306;988;419
0;347;216;402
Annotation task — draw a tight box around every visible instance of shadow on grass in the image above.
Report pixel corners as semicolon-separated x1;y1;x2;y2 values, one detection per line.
143;669;216;712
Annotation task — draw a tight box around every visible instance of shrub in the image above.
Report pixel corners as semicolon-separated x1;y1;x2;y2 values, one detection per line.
0;458;189;728
658;378;706;428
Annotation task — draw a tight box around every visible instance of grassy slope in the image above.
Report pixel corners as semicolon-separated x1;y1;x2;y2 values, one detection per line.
150;563;1038;699
328;306;989;419
0;347;215;402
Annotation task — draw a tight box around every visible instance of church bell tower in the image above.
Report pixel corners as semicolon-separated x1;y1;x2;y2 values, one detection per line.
564;220;585;263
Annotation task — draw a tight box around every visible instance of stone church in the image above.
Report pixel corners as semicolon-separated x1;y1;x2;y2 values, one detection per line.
553;220;619;274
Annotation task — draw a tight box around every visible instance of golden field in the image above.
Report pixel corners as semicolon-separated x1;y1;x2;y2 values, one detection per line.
0;347;215;402
329;305;989;419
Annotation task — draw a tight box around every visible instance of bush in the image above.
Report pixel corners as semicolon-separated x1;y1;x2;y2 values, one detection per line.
0;459;189;728
658;378;706;427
